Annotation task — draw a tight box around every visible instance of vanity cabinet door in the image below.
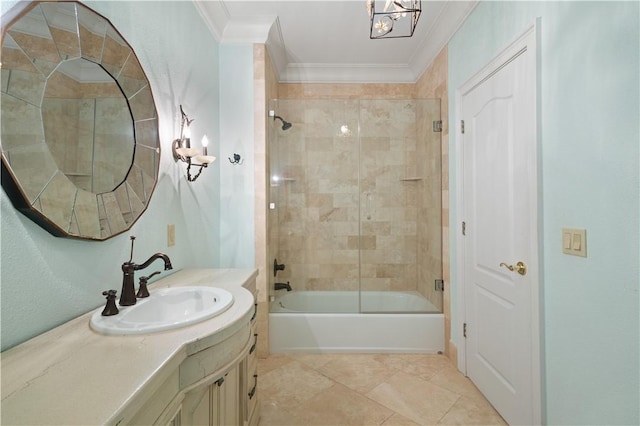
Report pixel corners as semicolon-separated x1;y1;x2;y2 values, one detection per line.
181;385;211;425
166;407;182;426
180;365;241;426
218;365;240;426
243;283;259;426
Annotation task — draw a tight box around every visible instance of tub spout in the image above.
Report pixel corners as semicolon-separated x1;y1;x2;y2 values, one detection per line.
275;281;292;292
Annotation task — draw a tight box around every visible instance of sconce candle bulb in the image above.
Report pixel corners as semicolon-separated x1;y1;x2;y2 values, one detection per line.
201;135;208;156
183;125;191;147
196;135;216;164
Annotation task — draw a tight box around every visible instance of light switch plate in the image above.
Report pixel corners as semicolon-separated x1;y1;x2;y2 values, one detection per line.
562;228;586;257
167;224;175;247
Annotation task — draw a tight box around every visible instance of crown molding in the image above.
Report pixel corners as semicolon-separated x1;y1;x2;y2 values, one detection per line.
193;0;478;84
194;0;279;46
275;0;478;83
265;17;288;79
193;1;229;42
221;15;277;44
408;0;478;79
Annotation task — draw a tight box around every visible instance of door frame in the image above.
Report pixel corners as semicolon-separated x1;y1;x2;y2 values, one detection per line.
454;20;542;424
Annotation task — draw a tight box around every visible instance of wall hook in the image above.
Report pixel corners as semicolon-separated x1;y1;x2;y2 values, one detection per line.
229;153;243;165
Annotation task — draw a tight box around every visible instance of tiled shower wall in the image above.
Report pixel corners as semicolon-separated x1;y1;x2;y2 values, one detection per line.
273;100;360;293
254;44;279;359
270;97;442;309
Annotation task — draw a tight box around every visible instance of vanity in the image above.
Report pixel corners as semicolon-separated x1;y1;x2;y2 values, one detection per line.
1;4;260;423
0;268;260;426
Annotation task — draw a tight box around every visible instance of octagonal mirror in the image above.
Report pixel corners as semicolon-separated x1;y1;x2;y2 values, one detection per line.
1;1;160;240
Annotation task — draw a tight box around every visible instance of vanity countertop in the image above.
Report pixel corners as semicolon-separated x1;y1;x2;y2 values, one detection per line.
0;268;258;426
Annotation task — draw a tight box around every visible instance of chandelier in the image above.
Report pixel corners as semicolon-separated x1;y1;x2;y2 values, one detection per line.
367;0;422;39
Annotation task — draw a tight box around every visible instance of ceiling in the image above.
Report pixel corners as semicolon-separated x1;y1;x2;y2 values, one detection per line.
194;0;477;83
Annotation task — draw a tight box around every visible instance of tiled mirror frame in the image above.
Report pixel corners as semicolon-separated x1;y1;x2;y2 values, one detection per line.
0;1;161;241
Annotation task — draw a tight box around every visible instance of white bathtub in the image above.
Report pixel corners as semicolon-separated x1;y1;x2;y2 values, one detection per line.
269;291;444;353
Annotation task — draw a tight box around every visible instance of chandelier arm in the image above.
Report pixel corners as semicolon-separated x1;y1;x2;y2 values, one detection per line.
392;0;416;12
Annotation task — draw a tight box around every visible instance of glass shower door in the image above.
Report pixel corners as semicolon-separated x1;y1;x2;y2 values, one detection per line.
359;99;442;313
271;99;361;313
270;98;442;314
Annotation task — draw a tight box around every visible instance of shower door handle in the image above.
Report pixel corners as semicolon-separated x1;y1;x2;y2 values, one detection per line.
499;261;527;276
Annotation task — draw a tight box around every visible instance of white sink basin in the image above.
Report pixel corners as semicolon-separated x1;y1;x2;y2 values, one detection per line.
90;286;234;335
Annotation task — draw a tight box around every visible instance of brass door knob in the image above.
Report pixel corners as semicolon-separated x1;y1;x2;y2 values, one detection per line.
499;261;527;276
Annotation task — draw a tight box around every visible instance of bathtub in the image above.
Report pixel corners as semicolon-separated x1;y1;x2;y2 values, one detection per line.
269;291;444;353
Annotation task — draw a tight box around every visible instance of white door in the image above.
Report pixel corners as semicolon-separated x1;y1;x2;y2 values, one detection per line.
459;26;540;425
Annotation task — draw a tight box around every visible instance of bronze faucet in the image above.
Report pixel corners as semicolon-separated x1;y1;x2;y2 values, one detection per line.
120;236;173;306
274;281;292;291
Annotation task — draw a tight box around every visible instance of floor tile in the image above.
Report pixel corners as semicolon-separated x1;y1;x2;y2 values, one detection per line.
317;354;398;393
366;371;460;426
381;412;422;426
437;395;507;425
259;360;334;411
373;353;453;381
429;367;486;402
291;353;335;370
285;382;394;425
259;400;300;426
257;353;505;426
258;353;294;375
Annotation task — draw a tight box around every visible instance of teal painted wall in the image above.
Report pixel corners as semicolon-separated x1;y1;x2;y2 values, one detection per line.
1;1;221;350
448;2;639;424
219;45;256;268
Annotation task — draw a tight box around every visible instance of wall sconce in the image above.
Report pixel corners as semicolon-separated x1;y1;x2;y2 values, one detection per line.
172;105;216;182
228;153;243;165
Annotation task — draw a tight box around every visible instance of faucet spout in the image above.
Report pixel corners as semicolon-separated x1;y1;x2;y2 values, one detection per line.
274;281;292;292
135;253;173;272
120;252;173;306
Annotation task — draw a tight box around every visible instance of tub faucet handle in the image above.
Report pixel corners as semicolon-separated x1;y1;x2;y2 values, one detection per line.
273;259;286;277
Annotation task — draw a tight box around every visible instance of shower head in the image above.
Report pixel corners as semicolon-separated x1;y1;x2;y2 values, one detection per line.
274;115;292;131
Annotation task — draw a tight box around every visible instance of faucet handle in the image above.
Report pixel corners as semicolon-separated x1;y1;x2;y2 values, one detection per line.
273;259;286;277
101;290;119;316
137;271;161;298
128;235;136;262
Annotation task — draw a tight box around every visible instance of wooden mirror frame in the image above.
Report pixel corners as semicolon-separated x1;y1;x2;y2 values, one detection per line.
1;1;160;240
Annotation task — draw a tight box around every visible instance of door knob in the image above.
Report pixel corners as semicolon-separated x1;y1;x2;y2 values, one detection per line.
499;261;527;276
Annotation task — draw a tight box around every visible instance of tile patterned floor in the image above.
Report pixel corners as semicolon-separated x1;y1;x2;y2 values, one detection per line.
257;353;507;426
